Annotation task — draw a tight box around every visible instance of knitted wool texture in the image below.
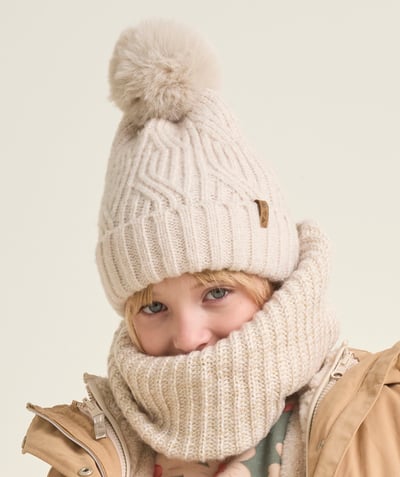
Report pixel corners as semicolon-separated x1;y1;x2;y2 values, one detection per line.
96;20;299;316
107;222;339;464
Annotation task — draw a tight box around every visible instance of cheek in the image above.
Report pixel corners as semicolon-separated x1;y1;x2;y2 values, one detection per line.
138;329;168;356
237;301;259;324
133;319;170;356
217;299;259;335
236;294;260;318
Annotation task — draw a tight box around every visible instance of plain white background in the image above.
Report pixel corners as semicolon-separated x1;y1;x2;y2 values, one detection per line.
1;1;399;474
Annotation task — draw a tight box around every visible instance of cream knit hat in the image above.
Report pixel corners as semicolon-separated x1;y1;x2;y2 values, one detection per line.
96;19;299;315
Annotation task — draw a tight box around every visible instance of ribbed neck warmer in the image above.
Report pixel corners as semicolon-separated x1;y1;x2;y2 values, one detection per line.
107;222;339;463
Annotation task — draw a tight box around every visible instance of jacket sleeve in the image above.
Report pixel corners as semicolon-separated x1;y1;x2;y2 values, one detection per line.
22;402;122;477
309;341;400;476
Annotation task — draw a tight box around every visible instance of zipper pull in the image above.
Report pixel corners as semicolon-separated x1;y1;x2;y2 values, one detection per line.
330;349;356;380
80;398;107;439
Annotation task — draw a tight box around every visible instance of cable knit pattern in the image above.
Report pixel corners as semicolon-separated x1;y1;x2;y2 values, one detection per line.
107;222;339;463
96;90;299;316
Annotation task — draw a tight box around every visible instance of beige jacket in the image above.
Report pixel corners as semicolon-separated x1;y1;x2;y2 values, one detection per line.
22;342;400;477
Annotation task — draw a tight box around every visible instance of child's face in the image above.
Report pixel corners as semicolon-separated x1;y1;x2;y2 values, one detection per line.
131;273;261;356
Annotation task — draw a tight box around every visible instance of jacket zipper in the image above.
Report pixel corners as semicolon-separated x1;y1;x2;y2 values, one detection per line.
78;397;128;477
81;375;131;477
305;345;357;477
26;402;108;477
79;397;107;439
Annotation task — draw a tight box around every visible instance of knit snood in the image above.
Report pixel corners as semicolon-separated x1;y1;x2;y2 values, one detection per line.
95;222;339;475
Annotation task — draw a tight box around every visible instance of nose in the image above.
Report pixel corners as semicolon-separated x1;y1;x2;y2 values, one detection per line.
172;310;212;354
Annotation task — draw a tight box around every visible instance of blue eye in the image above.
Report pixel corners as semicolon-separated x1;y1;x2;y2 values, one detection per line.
205;288;230;300
141;301;166;314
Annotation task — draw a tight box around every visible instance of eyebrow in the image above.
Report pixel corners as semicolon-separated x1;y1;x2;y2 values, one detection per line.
192;282;209;289
191;281;228;291
151;280;228;300
152;283;202;299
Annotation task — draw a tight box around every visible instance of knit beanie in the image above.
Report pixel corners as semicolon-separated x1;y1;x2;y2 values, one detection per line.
96;19;299;316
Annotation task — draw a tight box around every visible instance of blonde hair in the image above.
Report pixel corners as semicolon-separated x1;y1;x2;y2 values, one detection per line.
124;270;273;349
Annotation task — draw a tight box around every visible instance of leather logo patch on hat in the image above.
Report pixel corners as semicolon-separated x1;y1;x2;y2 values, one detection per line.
254;200;269;228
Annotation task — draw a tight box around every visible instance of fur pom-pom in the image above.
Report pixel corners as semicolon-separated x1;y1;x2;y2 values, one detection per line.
109;19;220;127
